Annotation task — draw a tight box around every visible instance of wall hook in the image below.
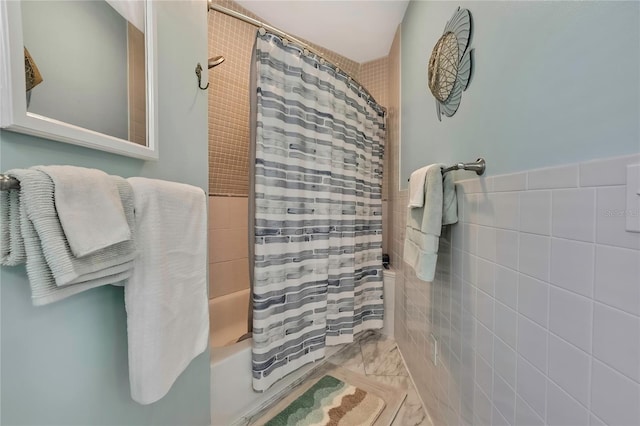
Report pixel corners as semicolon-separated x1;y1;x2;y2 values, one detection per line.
195;63;209;90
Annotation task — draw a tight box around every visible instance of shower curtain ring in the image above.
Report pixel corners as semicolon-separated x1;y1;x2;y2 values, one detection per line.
195;63;209;90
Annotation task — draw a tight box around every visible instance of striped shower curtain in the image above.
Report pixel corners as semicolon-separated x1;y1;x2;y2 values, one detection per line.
251;32;386;391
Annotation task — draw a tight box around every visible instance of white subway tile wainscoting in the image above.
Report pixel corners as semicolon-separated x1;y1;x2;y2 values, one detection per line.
390;153;640;426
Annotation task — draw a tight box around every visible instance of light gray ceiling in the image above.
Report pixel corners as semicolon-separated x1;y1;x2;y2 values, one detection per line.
235;0;409;63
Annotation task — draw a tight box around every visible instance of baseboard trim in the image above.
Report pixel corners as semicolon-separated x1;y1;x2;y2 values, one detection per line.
395;343;435;426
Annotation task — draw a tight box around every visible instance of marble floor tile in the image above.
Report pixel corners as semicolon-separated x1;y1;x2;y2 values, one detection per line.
360;333;408;377
327;339;366;375
331;332;431;425
362;374;410;389
244;332;431;426
392;381;431;426
347;368;431;426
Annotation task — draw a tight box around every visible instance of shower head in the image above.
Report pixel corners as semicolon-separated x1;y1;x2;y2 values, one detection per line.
208;56;225;69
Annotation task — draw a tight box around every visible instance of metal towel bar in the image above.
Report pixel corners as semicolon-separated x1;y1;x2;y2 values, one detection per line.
2;158;487;190
0;174;19;191
407;158;486;181
442;158;486;175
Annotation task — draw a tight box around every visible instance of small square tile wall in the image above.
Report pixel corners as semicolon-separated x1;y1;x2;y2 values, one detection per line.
359;57;389;110
391;152;640;426
207;0;256;196
127;23;146;146
208;0;362;196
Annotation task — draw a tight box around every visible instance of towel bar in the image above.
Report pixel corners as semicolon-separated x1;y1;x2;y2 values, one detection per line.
3;159;486;190
0;174;20;191
407;158;486;181
442;158;486;175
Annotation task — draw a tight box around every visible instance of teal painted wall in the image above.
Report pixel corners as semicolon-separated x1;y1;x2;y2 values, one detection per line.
400;1;640;185
22;1;129;140
0;1;210;424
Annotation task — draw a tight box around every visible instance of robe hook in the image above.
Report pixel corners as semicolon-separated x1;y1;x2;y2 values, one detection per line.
195;63;209;90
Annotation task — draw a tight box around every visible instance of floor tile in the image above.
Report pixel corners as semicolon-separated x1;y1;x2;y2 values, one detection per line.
328;338;367;375
248;332;431;426
360;333;408;377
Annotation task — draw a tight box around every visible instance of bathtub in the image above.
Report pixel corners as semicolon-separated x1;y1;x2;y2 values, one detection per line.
210;269;396;425
209;288;250;348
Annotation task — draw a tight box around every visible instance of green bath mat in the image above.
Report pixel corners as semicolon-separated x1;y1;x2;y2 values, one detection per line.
263;374;385;426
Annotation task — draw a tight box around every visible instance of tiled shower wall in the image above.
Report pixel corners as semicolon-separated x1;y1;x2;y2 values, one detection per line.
207;0;361;196
392;150;640;424
359;57;389;109
208;196;250;299
207;0;256;196
206;0;370;301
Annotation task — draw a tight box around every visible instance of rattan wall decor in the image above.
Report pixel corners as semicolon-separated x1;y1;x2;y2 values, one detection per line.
24;47;43;92
427;7;474;121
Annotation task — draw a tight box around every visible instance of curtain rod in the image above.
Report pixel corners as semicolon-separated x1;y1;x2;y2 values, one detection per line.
207;2;386;115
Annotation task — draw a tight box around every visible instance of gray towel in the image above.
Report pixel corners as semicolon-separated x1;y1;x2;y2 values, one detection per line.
1;169;137;306
407;165;444;235
35;165;132;257
406;168;458;233
404;165;458;282
442;173;458;225
1;189;26;265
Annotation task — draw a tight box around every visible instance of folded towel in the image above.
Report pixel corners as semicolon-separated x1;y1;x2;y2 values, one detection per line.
125;177;208;405
1;169;137;305
35;165;131;257
408;164;440;208
403;165;458;282
407;165;445;234
1;189;26;265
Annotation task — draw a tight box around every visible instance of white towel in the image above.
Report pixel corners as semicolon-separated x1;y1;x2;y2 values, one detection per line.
404;165;458;282
1;169;137;305
1;189;26;265
35;165;131;257
125;177;209;405
408;165;438;208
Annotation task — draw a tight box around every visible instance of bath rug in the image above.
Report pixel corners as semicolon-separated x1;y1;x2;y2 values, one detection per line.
253;366;406;426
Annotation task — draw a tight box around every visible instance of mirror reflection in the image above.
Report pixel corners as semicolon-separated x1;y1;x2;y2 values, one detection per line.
21;0;147;146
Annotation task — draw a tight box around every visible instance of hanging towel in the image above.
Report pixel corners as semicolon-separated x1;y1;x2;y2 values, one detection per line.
442;173;458;225
408;164;438;208
1;189;26;265
125;177;208;405
0;169;137;305
403;165;458;282
35;165;131;257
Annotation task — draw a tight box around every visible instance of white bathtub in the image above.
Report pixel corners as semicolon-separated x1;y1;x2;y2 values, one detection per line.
210;269;396;425
209;288;250;348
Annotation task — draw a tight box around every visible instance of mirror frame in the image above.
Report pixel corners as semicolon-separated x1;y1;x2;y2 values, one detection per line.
0;0;158;160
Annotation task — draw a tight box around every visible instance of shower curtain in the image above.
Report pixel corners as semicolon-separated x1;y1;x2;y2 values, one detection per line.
251;32;385;391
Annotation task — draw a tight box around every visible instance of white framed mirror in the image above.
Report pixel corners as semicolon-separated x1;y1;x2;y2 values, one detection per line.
0;0;158;160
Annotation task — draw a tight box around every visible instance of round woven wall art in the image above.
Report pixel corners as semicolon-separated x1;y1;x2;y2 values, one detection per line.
427;7;474;121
